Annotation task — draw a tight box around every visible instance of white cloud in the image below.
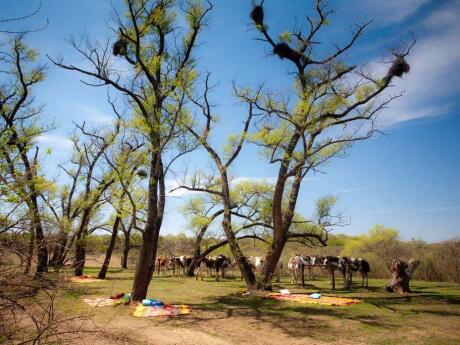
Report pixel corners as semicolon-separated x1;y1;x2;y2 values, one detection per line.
77;104;116;125
165;179;201;197
376;3;460;126
354;0;430;25
367;205;460;214
34;134;73;150
230;176;277;185
336;186;374;194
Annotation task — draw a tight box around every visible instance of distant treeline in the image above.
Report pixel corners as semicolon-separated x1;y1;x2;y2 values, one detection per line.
4;225;458;283
84;225;460;283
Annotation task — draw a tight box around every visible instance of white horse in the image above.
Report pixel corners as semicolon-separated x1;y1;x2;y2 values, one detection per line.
287;254;304;284
246;256;283;282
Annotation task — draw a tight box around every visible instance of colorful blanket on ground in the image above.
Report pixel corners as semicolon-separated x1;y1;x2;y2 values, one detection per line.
69;275;100;283
268;293;361;306
133;303;191;317
82;297;120;307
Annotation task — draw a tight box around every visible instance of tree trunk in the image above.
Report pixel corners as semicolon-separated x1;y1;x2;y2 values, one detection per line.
186;233;205;277
259;174;288;290
121;230;130;269
261;170;302;290
186;209;225;277
73;230;87;276
49;229;68;268
131;152;164;301
186;251;200;277
385;259;420;293
73;209;91;276
220;171;256;289
260;234;286;290
24;227;35;274
19;150;48;276
61;230;79;266
31;197;48;276
98;216;121;279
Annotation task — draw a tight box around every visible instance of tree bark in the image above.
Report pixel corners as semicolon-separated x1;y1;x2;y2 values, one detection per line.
186;249;201;277
31;196;48;276
18;149;49;276
121;229;131;269
98;216;121;279
73;209;91;276
73;230;87;277
131;151;164;301
24;226;35;274
49;229;68;268
220;170;257;289
186;227;207;277
261;170;302;290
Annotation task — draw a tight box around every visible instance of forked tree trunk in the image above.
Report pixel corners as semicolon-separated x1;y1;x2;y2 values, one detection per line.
386;259;420;293
98;216;121;279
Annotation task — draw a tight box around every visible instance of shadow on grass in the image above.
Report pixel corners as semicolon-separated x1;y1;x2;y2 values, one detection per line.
167;291;400;340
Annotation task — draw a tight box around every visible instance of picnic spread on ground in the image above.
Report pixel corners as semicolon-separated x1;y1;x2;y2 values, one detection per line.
133;303;191;317
268;290;361;306
80;292;192;317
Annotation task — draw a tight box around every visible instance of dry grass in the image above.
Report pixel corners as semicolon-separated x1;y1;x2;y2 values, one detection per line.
51;266;460;345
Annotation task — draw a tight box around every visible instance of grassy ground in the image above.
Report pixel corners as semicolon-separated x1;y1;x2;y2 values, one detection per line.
57;267;460;345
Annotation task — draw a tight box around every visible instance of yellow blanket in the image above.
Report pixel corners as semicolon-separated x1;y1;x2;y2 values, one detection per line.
268;293;361;306
133;304;191;317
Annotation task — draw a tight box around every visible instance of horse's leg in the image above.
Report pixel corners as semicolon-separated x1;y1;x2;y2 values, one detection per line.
331;269;336;290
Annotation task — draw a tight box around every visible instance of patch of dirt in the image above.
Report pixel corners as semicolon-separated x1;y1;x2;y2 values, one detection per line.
69;308;366;345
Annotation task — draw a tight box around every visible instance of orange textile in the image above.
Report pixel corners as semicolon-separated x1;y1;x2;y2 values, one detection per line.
268;293;361;306
69;275;100;283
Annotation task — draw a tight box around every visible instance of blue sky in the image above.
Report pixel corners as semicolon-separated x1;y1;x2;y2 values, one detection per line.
2;0;459;242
